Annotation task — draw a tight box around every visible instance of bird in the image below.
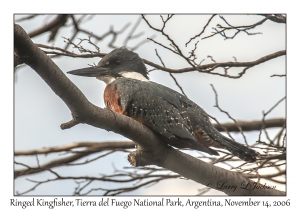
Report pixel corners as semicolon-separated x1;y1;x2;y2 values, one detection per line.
68;47;259;162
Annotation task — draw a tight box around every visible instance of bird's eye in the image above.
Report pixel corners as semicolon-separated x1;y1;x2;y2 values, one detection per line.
106;61;109;65
115;60;121;65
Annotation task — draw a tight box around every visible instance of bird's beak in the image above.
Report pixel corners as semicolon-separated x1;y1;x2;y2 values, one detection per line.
67;67;109;77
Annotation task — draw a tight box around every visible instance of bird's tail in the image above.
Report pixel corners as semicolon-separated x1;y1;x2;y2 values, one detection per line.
218;135;259;162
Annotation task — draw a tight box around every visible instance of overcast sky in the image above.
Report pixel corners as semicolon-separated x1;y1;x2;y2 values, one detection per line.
14;14;286;196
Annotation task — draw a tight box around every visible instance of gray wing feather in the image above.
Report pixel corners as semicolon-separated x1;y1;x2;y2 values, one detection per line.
118;79;195;141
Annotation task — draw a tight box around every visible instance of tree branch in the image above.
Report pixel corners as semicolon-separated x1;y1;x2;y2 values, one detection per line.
14;141;134;156
15;117;286;156
14;23;284;195
34;42;285;79
258;14;286;24
186;14;216;46
28;15;69;42
143;50;286;77
214;118;285;132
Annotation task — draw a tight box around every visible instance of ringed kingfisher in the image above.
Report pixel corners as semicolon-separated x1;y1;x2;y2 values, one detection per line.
68;47;258;162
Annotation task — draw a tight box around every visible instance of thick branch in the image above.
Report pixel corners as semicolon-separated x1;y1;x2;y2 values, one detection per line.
128;146;284;196
14;52;23;67
14;24;284;195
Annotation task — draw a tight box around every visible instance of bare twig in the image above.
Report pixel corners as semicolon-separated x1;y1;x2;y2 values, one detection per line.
271;74;286;77
202;15;271;40
14;142;135;178
259;97;286;144
15;14;38;22
154;49;187;96
186;14;216;46
28;14;69;42
210;84;249;145
15;141;134;156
